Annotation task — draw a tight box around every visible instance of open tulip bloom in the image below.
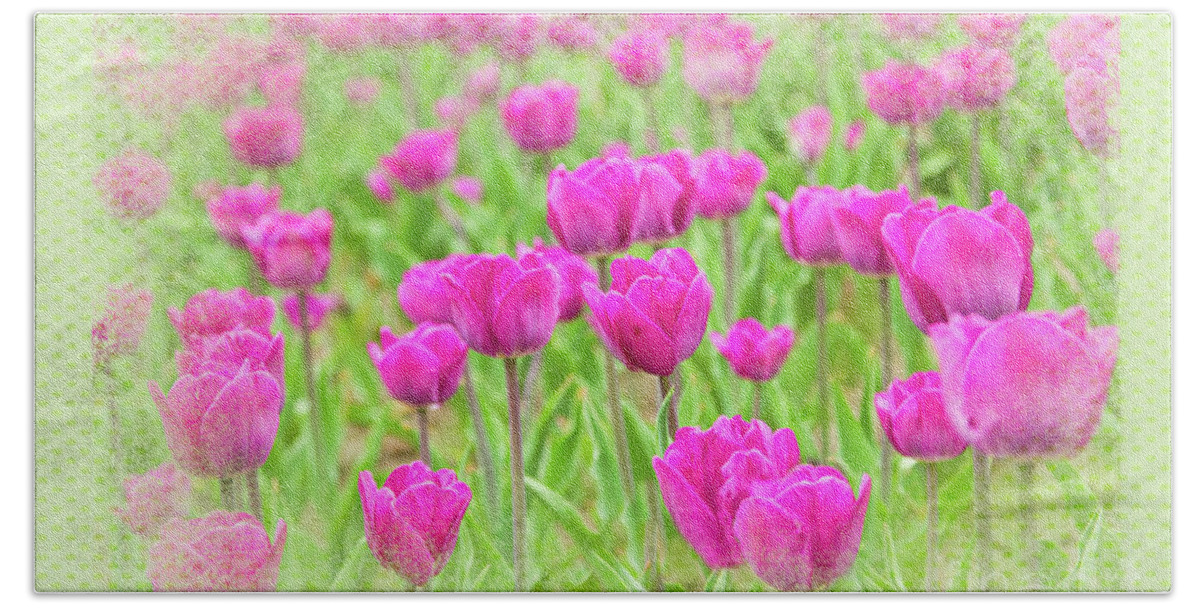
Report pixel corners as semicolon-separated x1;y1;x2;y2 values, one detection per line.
710;318;794;418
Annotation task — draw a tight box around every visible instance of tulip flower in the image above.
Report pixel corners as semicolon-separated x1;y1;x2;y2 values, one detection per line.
788;106;833;167
862;60;946;127
609;29;669;87
282;292;341;331
243;208;334;291
711;319;795;419
768;185;844;267
500;81;579;154
546;155;643;257
259;62;306;108
1064;66;1118;157
875;372;967;461
147;512;287;591
168;287;275;346
380;129;459;193
495;14;543;64
691;149;767;220
652;415;800;569
958;14;1027;49
1046;15;1119;76
878;13;943;42
843;119;866;152
632;151;692;244
174;326;285;386
547;15;598;53
881;191;1033;332
205;183;281;249
440;253;560;360
464;63;501;106
517;238;599;323
833;185;923;277
365;168;395;204
223;105;304;169
359;462;472;587
733;465;871;590
937;46;1016;113
682;20;773;105
450;176;483;205
116;463;192;538
398;254;472;326
1094;227;1119;273
93;149;172;221
344;76;382;107
92;283;154;368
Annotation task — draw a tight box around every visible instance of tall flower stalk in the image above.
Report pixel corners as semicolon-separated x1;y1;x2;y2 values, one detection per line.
503;357;528;590
595;257;637;504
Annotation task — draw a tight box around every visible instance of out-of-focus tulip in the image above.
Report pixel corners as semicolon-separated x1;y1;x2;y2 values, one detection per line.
632;150;691;244
547;155;642;257
547;15;598;53
366;168;395;203
691;148;767;220
767;185;845;267
1046;14;1119;75
495;14;543;63
878;13;943;41
788;106;833;165
368;324;467;407
380;129;459;193
710;318;795;382
517;238;599;323
844;119;866;152
1094;227;1119;273
874;371;968;461
282;292;341;330
92;283;154;367
683;20;773;104
862;61;946;126
173;326;285;387
168;287;275;346
259;62;306;108
243;208;334;290
929;306;1118;458
94;149;172;221
1064;66;1118;157
936;46;1017;112
223;105;304;169
958;14;1027;49
832;185;922;277
450;176;483;205
397;254;472;325
206;183;281;248
434;95;474;132
500;81;579;153
116;463;192;538
148;512;286;591
344;76;382;107
441;253;560;359
464;63;502;106
609;29;669;87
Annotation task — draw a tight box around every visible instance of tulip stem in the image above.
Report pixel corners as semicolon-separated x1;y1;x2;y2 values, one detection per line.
712;102;735;151
925;462;939;592
642;86;661;154
644;480;664;591
462;360;499;521
752;382;763;420
815;267;832;462
219;476;237;511
1020;461;1039;589
246;253;266;294
246;469;263;523
970;112;982;209
878;277;894;505
596;257;638;510
908;124;921;198
397;53;420;129
720;217;737;328
434;191;471;252
417;407;432;466
503;358;527;591
297;291;325;480
658;375;678;440
98;366;122;478
973;451;993;591
520;348;544;430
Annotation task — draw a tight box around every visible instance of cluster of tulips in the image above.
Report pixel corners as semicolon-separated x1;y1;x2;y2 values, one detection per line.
87;12;1122;592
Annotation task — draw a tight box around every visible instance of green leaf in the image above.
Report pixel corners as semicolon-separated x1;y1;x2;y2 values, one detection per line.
835;384;878;475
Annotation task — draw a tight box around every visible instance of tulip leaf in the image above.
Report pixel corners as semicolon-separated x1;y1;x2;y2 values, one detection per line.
622;397;657;482
655;389;673;454
582;396;624;526
329;538;374;591
835;384;878;476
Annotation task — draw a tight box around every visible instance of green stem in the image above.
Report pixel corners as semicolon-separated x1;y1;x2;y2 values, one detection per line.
520;348;544;430
246;469;263;523
417;407;432;466
752;382;763;420
720;217;737;328
925;462;938;592
970;113;982;208
815;267;831;462
973;451;992;591
908;123;921;198
297;290;325;479
712;102;735;150
642;86;661;153
1021;461;1039;590
644;480;663;592
503;358;527;591
220;476;237;511
435;191;470;252
462;360;499;519
878;277;894;505
597;257;637;503
658;375;678;440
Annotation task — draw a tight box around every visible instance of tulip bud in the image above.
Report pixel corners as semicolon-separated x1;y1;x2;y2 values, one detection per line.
168;287;276;346
464;63;502;106
380;129;459;193
547;156;643;257
788;106;833;166
843;119;866;152
1094;227;1119;273
282;292;341;331
92;283;154;368
116;463;192;538
441;253;560;358
344;76;382;107
1064;66;1118;157
205;183;281;248
500;81;579;153
691;148;767;220
148;512;286;591
682;20;773;104
609;29;669;87
767;185;844;267
861;60;946;126
397;254;473;325
450;176;483;205
368;324;467;407
632;151;692;244
243;208;334;290
710;318;794;382
874;371;968;461
365;168;395;204
259;62;306;108
936;46;1017;113
223;105;304;169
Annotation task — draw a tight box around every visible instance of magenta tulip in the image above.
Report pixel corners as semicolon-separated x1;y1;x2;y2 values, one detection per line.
282;292;341;330
682;20;773;104
788;106;833;166
464;63;501;106
495;14;543;63
380;129;459;193
206;183;281;248
116;463;192;538
259;62;306;108
833;185;925;277
881;191;1033;332
223;105;304;169
168;287;275;347
397;254;472;326
93;149;172;221
92;283;154;367
500;81;579;153
690;149;767;220
652;415;800;569
874;371;968;461
609;29;669;87
1094;228;1119;273
148;512;286;591
366;168;395;204
936;46;1017;113
368;324;467;408
733;465;871;590
517;238;599;323
862;60;946;126
359;462;472;587
174;326;285;387
958;14;1027;50
583;248;713;378
441;253;560;358
547;15;598;53
844;119;866;152
450;176;483;205
632;150;692;244
547;155;642;257
243;208;334;290
767;185;845;267
710;318;795;382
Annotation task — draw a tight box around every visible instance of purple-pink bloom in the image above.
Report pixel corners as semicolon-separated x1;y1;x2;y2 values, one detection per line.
882;191;1033;332
366;168;395;204
583;248;713;377
435;95;474;132
92;283;154;367
710;318;795;382
1094;227;1119;273
168;287;275;347
344;76;382;107
223;105;304;169
282;292;341;330
1046;14;1120;76
632;150;692;244
691;148;767;220
547;15;598;52
174;326;285;387
936;46;1017;112
843;119;866;152
862;61;945;126
958;14;1027;49
652;415;801;569
368;324;467;408
464;63;502;106
259;62;306;108
874;371;968;461
450;176;483;205
683;19;773;104
733;465;870;590
768;186;845;267
929;306;1118;458
609;29;669;87
495;14;543;63
878;13;943;41
833;185;924;277
93;149;172;221
517;238;600;323
441;253;560;358
205;183;281;249
359;462;472;587
1064;66;1118;157
788;106;833;165
500;81;579;153
380;129;459;193
397;255;472;325
148;512;286;591
546;155;642;257
116;463;192;538
243;208;334;290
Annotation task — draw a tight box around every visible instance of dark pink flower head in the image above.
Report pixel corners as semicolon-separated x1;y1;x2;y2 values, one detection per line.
692;148;767;220
788;106;833;165
92;283;154;367
116;463;192;538
844;119;866;152
206;183;281;248
398;254;473;325
878;13;943;41
358;462;472;587
1064;66;1118;157
344;76;382;107
243;208;334;290
874;371;968;461
464;63;502;106
148;511;286;591
652;415;801;569
937;46;1017;112
683;20;773;104
546;155;642;257
833;185;925;277
583;248;713;377
1094;227;1119;273
168;287;275;347
368;323;467;407
882;191;1033;332
733;465;871;590
94;149;172;221
929;306;1118;458
768;186;845;267
862;60;946;125
495;14;544;63
547;15;598;53
366;168;395;204
380;129;459;193
441;253;560;358
1047;14;1119;75
223;105;304;169
633;150;693;244
958;14;1027;49
500;81;580;153
450;176;483;205
609;29;669;87
259;61;306;108
517;237;600;323
282;292;341;331
710;318;795;382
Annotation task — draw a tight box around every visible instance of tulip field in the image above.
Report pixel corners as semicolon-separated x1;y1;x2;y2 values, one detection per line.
33;12;1171;592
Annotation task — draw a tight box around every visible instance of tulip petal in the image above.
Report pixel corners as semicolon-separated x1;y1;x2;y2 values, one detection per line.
492;266;560;357
199;369;283;476
912;210;1026;323
653;457;742;569
733;496;813;590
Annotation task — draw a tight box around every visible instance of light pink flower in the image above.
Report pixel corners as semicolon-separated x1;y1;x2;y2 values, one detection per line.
878;13;943;41
1064;66;1118;157
451;176;483;205
843;119;866;151
205;183;281;249
344;76;382;107
116;463;192;538
1094;228;1119;272
148;512;286;591
93;150;172;221
282;292;341;331
683;20;773;104
92;283;154;367
223;105;304;169
937;46;1017;112
547;15;598;53
1047;14;1120;76
958;14;1027;49
788;106;833;165
609;29;669;87
862;60;946;125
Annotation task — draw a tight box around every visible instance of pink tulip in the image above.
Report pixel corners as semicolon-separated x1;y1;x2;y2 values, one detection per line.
682;20;772;104
936;46;1017;113
958;14;1027;49
205;183;281;248
366;168;395;204
767;186;845;267
168;287;275;347
710;318;795;382
833;185;924;277
874;371;968;461
878;13;943;41
788;106;833;166
843;119;866;152
882;191;1033;332
495;14;543;63
435;95;474;131
282;292;341;330
929;307;1118;458
92;284;154;367
691;148;767;220
517;238;600;323
583;248;713;377
609;29;669;87
344;76;382;107
359;462;472;587
1064;66;1118;157
148;512;286;591
450;176;483;205
500;81;579;153
316;14;374;53
223;105;304;169
862;61;946;126
1047;14;1119;76
174;326;285;387
1094;228;1119;273
546;155;642;257
259;62;306;108
632;150;692;244
441;253;560;358
652;415;801;569
116;463;192;538
93;149;172;221
733;465;871;590
547;15;598;53
370;14;427;48
464;63;502;106
368;324;466;408
380;129;459;193
397;255;472;325
243;208;334;290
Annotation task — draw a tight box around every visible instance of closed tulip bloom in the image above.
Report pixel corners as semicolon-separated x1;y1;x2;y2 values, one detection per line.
495;14;543;63
174;326;285;387
547;155;642;257
450;176;483;205
843;119;866;152
733;466;871;591
1064;66;1118;157
882;191;1033;332
92;284;154;367
788;106;833;165
500;81;579;153
633;151;692;243
464;63;502;106
874;371;967;461
94;149;172;221
380;129;459;193
223;105;304;169
359;462;472;587
936;46;1017;112
1046;14;1119;75
434;96;474;132
682;20;773;104
862;61;946;125
168;287;275;346
929;307;1118;458
958;14;1027;49
259;62;306;108
692;148;767;220
652;415;801;569
517;238;599;323
282;292;341;330
833;185;924;277
368;324;467;408
441;254;560;358
710;318;794;382
116;463;192;538
206;183;281;248
609;29;669;87
366;168;395;204
547;15;598;53
768;186;844;267
148;512;287;592
1094;227;1119;273
583;248;713;377
243;208;334;290
397;255;472;325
